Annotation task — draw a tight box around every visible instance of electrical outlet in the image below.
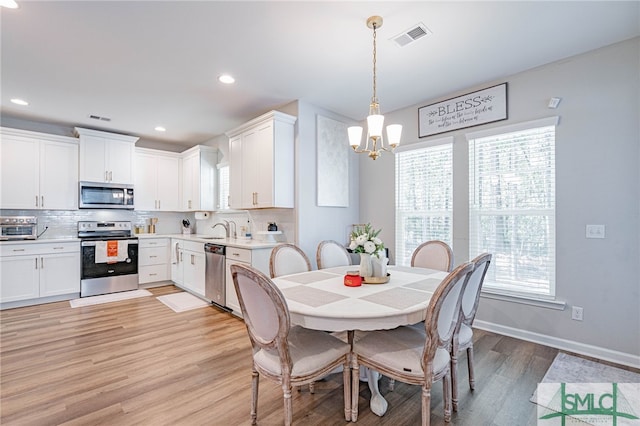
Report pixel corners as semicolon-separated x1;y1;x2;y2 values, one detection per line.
586;224;605;239
571;306;584;321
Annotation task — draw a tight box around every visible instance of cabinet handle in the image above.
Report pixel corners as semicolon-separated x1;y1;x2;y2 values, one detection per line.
149;273;157;276
188;200;192;209
180;252;183;262
158;200;161;210
150;255;157;258
12;248;25;252
35;258;38;269
109;171;113;181
35;195;39;207
232;252;240;257
41;196;44;208
105;171;109;182
41;257;44;268
53;247;64;250
191;254;195;265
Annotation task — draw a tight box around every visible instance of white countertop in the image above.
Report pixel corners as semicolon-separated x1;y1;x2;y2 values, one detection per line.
0;236;81;245
136;233;280;249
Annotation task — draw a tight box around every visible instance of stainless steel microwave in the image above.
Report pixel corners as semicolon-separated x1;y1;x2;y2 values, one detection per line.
79;181;134;209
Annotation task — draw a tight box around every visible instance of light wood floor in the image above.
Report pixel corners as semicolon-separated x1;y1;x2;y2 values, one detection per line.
1;285;563;425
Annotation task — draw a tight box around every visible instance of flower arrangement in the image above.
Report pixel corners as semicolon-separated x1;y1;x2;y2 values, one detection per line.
349;223;385;258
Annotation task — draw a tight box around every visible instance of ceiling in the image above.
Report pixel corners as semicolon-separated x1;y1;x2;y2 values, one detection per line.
1;1;638;148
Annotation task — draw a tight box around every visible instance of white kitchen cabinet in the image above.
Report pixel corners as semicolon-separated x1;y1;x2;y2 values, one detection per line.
138;238;170;284
135;149;180;211
226;111;296;209
171;239;205;297
0;127;78;210
0;242;80;305
224;246;271;317
180;145;218;211
75;127;139;185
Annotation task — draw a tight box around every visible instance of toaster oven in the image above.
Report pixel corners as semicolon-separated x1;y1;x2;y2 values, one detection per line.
0;216;38;240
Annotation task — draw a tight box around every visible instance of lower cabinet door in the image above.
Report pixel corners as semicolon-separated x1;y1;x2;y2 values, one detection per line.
0;256;40;303
225;258;246;317
39;252;81;297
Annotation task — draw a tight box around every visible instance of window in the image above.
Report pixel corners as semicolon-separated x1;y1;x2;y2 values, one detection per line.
395;138;453;266
467;117;557;298
217;163;230;210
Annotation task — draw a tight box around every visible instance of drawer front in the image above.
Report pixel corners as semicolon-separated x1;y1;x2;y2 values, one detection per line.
139;246;169;266
182;240;204;253
226;247;251;263
139;264;169;284
139;238;169;249
1;241;80;257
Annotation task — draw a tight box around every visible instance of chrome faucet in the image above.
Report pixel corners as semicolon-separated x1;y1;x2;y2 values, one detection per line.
211;222;229;237
228;221;237;239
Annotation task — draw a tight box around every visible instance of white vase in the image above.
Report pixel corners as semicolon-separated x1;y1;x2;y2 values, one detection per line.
359;253;372;277
371;255;389;277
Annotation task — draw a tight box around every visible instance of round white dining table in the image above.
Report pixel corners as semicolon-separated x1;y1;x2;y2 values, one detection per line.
271;264;449;417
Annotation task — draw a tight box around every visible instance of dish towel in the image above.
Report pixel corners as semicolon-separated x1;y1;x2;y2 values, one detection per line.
95;240;130;263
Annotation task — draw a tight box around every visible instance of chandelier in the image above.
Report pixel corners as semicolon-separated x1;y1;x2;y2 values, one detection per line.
348;16;402;160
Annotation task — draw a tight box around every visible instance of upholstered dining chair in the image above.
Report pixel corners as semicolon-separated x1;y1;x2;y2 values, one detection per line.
269;243;312;278
350;261;474;425
450;252;492;411
316;240;351;269
230;263;352;425
411;240;454;272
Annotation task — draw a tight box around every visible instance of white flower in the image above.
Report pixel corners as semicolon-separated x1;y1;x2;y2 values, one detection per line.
364;241;376;253
356;234;367;245
372;237;382;245
349;240;357;250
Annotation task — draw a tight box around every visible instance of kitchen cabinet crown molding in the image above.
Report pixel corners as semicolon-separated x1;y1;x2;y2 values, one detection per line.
225;110;297;138
0;126;78;145
73;127;139;144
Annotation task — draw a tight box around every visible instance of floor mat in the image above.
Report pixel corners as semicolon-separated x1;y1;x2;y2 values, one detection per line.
70;289;152;308
156;292;210;313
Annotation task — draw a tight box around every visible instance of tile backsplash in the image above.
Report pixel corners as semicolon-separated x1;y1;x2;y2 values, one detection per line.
0;209;193;238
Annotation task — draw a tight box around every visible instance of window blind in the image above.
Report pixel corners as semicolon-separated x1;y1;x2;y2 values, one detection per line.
217;164;230;210
395;142;453;266
468;120;556;297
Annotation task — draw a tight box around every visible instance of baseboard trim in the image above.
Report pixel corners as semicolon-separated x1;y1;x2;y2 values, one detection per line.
473;319;640;370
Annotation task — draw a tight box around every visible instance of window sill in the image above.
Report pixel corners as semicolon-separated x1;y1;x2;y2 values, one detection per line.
480;289;566;310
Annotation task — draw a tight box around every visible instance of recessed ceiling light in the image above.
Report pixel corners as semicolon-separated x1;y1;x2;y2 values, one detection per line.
10;98;28;106
155;126;166;132
0;0;19;9
218;74;235;84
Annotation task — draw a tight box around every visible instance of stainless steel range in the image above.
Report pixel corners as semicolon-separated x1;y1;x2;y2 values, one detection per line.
78;221;138;297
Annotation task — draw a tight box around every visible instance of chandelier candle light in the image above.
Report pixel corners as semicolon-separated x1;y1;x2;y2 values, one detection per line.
348;15;402;160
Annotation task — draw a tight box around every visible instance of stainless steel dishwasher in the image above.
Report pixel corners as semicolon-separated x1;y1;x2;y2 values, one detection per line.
204;243;228;309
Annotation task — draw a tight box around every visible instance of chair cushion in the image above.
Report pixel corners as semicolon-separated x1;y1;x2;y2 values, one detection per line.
457;323;473;347
353;326;451;381
254;326;350;377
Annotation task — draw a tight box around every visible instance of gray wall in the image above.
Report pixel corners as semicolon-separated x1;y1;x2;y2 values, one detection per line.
359;38;640;365
294;100;360;267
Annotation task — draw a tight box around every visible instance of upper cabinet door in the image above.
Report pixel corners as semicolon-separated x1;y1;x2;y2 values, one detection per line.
134;152;158;211
226;111;296;209
76;127;138;185
0;128;78;210
39;141;78;210
0;135;39;209
156;155;180;212
135;149;180;212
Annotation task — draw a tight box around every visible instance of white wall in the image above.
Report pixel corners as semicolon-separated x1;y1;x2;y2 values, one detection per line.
360;38;640;365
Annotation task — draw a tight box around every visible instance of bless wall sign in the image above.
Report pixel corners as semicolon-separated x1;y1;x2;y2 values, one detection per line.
418;82;508;138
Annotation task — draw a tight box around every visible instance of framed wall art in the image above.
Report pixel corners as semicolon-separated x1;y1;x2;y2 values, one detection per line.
316;115;349;207
418;83;508;138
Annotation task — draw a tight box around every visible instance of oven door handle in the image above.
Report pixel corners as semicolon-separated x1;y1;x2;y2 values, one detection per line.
81;241;97;247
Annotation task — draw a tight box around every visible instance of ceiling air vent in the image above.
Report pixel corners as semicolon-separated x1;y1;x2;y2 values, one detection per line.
391;23;431;48
88;114;111;122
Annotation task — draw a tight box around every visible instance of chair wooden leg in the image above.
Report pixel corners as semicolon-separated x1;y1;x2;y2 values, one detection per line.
351;357;360;422
309;382;315;394
443;372;452;423
389;378;395;391
451;352;459;411
251;367;259;425
467;345;475;390
343;359;351;421
283;383;293;426
421;385;431;426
